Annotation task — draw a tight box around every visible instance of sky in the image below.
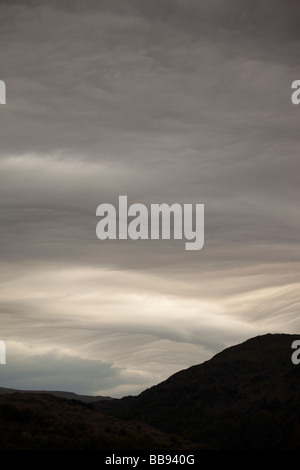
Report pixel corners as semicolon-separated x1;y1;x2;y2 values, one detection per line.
0;0;299;398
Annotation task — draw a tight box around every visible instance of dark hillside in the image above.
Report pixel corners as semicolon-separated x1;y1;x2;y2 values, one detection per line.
96;334;300;449
0;392;205;450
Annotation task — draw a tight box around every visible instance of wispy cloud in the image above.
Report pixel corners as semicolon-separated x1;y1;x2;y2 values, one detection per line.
0;0;299;395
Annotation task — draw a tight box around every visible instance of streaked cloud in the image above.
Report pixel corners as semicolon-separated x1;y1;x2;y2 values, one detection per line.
0;0;299;396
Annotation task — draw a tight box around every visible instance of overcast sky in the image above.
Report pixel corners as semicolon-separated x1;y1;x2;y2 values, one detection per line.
0;0;299;397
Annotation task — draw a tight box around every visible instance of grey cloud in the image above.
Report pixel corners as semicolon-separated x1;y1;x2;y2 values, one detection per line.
0;0;299;396
0;0;299;158
0;348;149;397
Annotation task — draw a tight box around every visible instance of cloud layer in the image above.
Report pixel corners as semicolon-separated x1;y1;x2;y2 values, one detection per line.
0;0;299;396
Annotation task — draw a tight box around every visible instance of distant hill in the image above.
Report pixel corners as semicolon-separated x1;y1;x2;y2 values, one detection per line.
0;387;112;403
96;333;300;450
0;392;209;450
2;334;300;450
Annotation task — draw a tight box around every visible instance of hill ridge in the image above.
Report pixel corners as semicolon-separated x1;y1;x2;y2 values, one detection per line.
95;333;300;449
0;387;113;403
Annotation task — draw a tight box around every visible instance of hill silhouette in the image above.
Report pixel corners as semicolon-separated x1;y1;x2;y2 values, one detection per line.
96;333;300;450
0;387;112;403
1;333;300;450
0;392;207;450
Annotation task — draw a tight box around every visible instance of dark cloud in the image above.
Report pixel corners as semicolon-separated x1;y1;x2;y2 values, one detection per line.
0;0;299;395
1;0;299;157
0;347;150;397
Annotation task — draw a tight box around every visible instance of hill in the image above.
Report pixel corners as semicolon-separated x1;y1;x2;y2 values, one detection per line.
95;333;300;450
0;387;112;403
0;392;208;450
